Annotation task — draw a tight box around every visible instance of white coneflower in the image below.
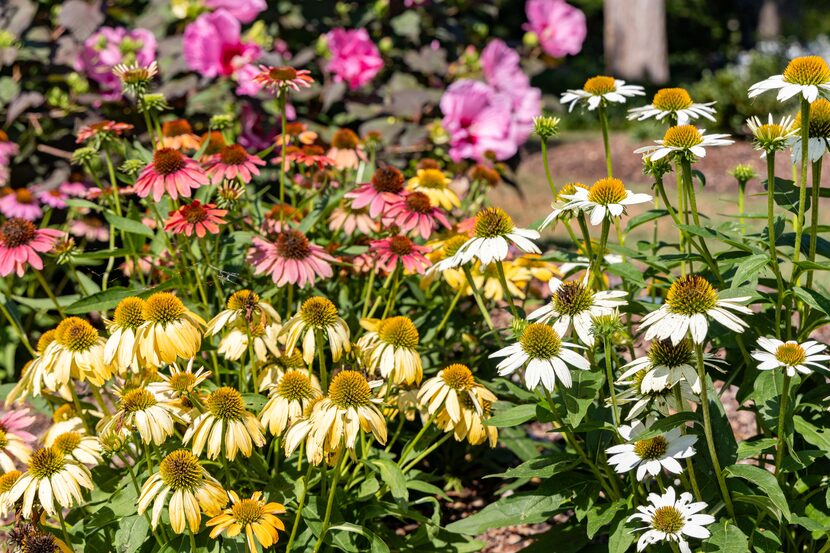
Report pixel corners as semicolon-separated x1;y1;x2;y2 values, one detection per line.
217;319;282;362
528;272;627;346
357;316;423;385
205;289;280;336
789;97;830;163
418;364;497;423
538;182;590;230
137;449;227;534
182;387;265;461
146;359;211;421
627;88;716;125
433;207;539;270
7;446;93;517
752;337;830;377
545;178;651;227
47;430;103;466
104;297;146;374
260;370;322;437
629;487;715;553
99;387;180;446
282;296;351;365
748;55;830;103
490;323;589;391
560;75;645;112
256;350;308;392
747;114;798;155
638;275;752;345
616;368;695;420
617;338;723;394
606;419;696;481
634;125;733;161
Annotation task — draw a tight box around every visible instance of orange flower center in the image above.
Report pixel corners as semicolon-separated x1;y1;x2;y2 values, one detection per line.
153;148;187;176
269;66;298;81
219;144;249;166
389;235;414;256
180;202;209;224
15;188;34;204
332;128;360;149
162;119;193;137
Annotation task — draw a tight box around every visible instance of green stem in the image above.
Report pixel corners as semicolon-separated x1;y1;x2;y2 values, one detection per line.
285;465;314;552
672;386;703;501
34;270;65;317
461;265;497;335
495;260;520;320
598;105;613;177
278;92;288;222
57;505;76;552
0;300;35;356
188;527;197;552
773;374;792;477
311;448;346;553
540;139;556;196
576;215;594;260
399;411;438;466
695;345;735;519
402;433;452;473
603;337;619;428
435;287;464;334
765;154;785;338
806;158;822;289
738;180;746;233
590;218;610;290
791;98;811;278
315;330;328;392
681;159;724;285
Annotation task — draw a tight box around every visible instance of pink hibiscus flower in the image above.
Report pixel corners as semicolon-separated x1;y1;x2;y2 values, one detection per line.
0;218;62;277
440;80;517;162
525;0;587;58
247;229;336;288
325;28;383;89
183;9;260;91
203;0;265;23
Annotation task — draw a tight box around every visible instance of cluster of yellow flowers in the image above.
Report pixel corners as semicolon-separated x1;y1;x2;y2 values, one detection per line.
1;288;497;551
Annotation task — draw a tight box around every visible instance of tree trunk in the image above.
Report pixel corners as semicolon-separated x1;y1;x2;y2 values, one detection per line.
757;0;780;40
604;0;669;84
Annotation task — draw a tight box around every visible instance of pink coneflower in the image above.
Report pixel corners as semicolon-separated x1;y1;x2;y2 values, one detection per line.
34;186;69;209
165;200;227;238
0;408;37;444
69;216;109;242
253;65;314;93
327;129;366;170
329;204;377;236
161;119;201;150
0;189;42;221
0;218;62;277
345;166;405;218
383;191;451;239
59;181;90;198
134;148;208;202
76;120;134;144
371;235;431;274
204;144;265;184
0;130;19;165
247;229;335;288
275;146;334;171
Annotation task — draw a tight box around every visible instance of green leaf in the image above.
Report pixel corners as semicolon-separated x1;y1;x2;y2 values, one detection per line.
793;287;830;318
371;459;408;502
520;524;589;553
751;528;782;553
730;253;769;288
607;509;634;553
406;479;450;501
114;515;149;553
486;452;579;479
725;464;791;520
329;523;391;553
64;287;133;314
794;415;830;457
562;370;604;428
702;521;749;553
736;438;776;460
104;213;155;237
485;403;537;427
607;263;645;288
586;499;625;539
767;177;807;215
625;209;669;233
241;393;266;412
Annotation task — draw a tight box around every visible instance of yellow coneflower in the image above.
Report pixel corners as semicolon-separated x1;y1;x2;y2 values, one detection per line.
7;446;93;517
205;290;279;336
381;384;420;422
217;319;281;362
39;317;112;388
260;370;322;437
282;297;350;365
46;430;102;467
207;491;286;553
0;425;32;472
283;397;326;465
183;387;265;461
135;292;205;368
42;404;84;446
137;449;227;534
256;349;307;392
98;387;179;445
472;261;531;302
285;371;386;464
436;395;498;447
357;317;422;385
147;359;211;421
418;364;497;424
5;329;74;406
104;297;146;374
0;469;21;517
406;168;461;210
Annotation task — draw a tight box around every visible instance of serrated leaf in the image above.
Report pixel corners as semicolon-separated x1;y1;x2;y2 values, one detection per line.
725;464;791;520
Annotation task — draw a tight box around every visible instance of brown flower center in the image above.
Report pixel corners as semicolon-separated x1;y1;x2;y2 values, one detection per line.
300;296;339;328
404;191;433;214
28;447;66;479
276;229;312;260
378;316;419;349
332;128;360;149
553;280;595;316
201;131;226;156
53;432;82;455
120;388;157;413
388;235;414;256
143;292;186;325
633;435;669;460
207;387;246;420
0;217;37;248
162;119;193;137
666;275;718;315
153;148;187;176
269;66;298;81
520;323;562;359
277;370;316;402
159;450;203;490
113;297;146;329
371;167;405;193
180;202;209;224
15;189;34;204
474;207;513;238
652;506;685;534
227;290;260;311
219;144;249;166
232;498;265;526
